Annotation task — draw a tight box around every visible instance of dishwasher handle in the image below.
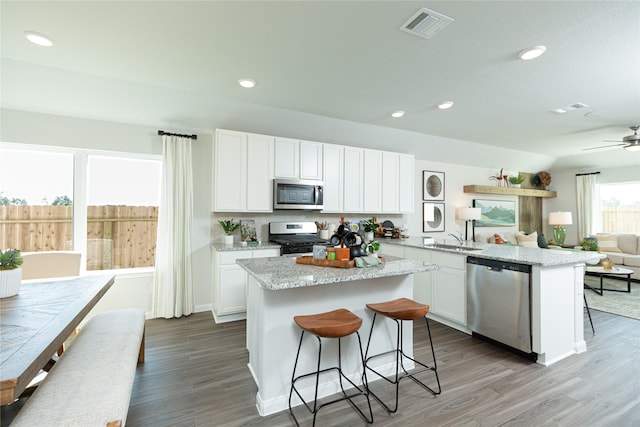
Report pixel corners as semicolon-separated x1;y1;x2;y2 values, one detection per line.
467;256;531;274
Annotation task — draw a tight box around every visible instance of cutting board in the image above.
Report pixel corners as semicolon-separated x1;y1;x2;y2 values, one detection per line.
295;256;355;269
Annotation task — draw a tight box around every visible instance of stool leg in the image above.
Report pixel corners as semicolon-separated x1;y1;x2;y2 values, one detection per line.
584;294;595;335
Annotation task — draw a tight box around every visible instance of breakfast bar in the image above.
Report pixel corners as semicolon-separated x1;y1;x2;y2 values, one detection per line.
237;255;438;416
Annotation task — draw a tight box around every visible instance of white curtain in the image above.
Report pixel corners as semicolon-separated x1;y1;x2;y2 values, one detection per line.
576;174;597;242
153;134;194;318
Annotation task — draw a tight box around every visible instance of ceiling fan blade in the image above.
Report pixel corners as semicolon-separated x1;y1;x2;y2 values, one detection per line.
582;143;626;151
602;139;624;143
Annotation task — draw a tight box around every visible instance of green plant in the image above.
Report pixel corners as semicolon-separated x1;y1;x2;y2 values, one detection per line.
508;174;525;185
361;218;379;233
580;239;599;252
365;240;380;253
0;249;23;270
218;219;240;235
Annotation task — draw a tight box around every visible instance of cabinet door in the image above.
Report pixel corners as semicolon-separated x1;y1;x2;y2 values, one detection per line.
322;144;344;212
343;147;364;212
404;247;432;306
299;141;323;180
274;138;299;179
218;264;248;315
363;149;382;213
247;134;274;212
398;154;414;213
381;151;399;213
214;130;247;211
431;267;466;324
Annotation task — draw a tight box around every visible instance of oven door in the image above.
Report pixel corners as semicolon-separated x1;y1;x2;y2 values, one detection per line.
273;179;323;210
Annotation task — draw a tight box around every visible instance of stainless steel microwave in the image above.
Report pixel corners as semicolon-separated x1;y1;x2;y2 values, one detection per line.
273;179;324;210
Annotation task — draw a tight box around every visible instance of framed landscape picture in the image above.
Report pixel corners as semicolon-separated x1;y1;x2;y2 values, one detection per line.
423;202;445;232
473;199;516;227
423;171;445;201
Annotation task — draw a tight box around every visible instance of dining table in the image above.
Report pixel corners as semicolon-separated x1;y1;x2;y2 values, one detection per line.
0;274;115;405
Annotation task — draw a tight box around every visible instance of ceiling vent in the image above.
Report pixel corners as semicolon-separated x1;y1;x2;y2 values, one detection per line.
400;8;454;39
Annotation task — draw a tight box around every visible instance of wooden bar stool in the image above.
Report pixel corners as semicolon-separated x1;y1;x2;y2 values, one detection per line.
289;308;373;426
364;297;441;413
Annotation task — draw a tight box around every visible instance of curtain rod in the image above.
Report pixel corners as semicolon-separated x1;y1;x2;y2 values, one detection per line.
157;130;197;140
575;171;600;176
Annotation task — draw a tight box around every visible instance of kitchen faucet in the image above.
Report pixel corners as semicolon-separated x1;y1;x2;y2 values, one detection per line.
448;232;464;245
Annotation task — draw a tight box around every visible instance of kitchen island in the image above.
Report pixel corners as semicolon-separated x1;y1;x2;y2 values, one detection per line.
382;238;604;366
237;255;439;416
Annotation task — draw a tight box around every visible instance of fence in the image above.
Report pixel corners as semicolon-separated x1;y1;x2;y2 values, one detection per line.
0;205;158;270
601;208;640;234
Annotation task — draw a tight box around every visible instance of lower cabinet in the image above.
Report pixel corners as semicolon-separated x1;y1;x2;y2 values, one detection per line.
381;244;468;332
212;248;280;323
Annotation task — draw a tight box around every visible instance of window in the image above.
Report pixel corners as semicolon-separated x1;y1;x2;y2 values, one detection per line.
0;146;161;271
596;182;640;233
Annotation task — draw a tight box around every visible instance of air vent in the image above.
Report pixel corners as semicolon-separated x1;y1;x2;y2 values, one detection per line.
400;8;454;39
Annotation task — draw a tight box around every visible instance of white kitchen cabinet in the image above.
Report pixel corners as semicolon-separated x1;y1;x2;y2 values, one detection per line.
299;140;323;180
274;137;299;179
363;149;382;213
343;147;364;212
212;247;280;323
322;144;344;212
381;151;399;213
430;251;466;325
404;247;432;306
274;138;323;180
398;154;414;213
213;129;273;212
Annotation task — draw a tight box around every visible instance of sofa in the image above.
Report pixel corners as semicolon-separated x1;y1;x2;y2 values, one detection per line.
589;233;640;280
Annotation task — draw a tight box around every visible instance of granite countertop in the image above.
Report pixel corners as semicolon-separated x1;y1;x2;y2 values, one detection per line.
384;237;604;267
237;255;439;291
210;242;281;252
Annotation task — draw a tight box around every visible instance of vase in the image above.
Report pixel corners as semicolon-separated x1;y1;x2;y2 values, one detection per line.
511;183;521;188
224;235;234;245
0;268;22;298
365;231;374;242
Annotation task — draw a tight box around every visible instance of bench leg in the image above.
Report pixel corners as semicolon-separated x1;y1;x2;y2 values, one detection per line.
138;327;145;364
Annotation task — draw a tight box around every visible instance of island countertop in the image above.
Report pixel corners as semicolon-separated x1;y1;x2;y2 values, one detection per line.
384;237;603;267
237;255;439;291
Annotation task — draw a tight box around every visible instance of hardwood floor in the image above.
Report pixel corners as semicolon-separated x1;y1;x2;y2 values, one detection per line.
3;310;639;426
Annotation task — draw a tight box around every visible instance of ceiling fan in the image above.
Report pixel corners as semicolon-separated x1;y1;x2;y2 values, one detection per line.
583;125;640;152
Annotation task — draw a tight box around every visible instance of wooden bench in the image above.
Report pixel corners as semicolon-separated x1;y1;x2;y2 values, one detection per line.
11;308;145;427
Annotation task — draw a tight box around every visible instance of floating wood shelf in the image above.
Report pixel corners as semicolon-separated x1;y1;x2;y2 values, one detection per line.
463;185;557;198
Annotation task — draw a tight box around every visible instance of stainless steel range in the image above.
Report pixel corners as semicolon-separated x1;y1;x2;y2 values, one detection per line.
269;221;332;255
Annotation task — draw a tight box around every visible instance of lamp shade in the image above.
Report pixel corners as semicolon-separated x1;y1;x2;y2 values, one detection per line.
457;207;481;221
548;211;573;225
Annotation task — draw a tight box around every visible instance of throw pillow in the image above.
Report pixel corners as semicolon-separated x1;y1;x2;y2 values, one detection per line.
594;234;622;253
516;231;538;248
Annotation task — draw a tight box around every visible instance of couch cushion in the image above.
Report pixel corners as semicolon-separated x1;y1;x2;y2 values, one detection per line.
594;234;622;253
516;231;538;248
602;252;624;264
616;234;639;255
623;254;640;268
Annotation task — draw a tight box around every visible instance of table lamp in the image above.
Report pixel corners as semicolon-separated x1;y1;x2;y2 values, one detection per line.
457;207;481;242
548;211;572;245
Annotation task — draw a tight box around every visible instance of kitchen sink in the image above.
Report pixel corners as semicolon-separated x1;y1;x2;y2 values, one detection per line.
428;244;483;251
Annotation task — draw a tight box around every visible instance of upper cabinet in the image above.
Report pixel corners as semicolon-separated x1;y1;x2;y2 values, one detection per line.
399;154;414;213
343;147;364;212
363;149;383;213
274;138;323;180
213;129;273;212
322;144;344;212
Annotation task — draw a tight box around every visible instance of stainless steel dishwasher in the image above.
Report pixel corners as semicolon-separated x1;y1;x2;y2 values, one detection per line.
467;257;534;358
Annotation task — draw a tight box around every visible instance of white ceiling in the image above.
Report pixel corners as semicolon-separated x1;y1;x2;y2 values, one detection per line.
1;1;639;171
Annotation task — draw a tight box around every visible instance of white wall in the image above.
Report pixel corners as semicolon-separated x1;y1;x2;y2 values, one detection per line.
1;109;213;318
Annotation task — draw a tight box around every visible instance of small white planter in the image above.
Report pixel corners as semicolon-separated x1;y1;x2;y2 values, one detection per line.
511;183;522;188
0;268;22;298
224;235;234;245
365;231;375;242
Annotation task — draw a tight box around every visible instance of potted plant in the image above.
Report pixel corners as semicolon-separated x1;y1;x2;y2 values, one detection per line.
361;218;379;242
218;219;240;245
508;174;525;188
0;248;24;298
365;240;380;257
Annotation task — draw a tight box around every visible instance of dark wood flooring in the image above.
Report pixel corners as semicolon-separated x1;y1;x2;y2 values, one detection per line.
3;309;639;426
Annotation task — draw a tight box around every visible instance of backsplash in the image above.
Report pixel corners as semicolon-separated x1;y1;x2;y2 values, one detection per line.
210;212;406;243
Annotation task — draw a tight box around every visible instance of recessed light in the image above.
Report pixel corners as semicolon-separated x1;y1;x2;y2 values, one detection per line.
238;78;256;88
24;31;54;47
550;108;567;114
391;110;405;118
518;46;546;60
437;101;454;110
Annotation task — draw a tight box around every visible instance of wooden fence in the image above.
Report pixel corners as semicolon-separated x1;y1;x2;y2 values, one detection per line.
0;205;158;270
601;208;640;233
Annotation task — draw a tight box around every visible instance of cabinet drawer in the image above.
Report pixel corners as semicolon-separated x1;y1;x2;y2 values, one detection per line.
253;249;280;258
219;251;253;265
431;252;466;270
